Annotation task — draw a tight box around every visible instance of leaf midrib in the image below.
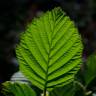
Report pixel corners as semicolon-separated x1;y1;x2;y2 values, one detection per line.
44;12;55;91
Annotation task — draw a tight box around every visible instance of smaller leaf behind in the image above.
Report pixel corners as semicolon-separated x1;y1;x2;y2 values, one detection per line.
2;81;36;96
84;54;96;86
49;82;76;96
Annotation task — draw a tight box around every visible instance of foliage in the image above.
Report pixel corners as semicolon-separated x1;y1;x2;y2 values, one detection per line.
84;54;96;86
1;7;83;96
75;54;96;96
49;82;76;96
3;54;96;96
16;7;83;95
2;82;36;96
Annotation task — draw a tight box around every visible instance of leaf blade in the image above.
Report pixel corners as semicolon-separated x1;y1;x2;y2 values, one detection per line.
16;7;83;91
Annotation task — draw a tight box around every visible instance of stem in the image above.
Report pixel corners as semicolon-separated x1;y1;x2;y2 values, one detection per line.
44;89;46;96
74;81;92;96
75;81;86;92
85;91;92;96
41;91;49;96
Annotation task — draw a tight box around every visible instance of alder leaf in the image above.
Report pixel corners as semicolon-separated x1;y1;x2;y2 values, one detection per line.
16;7;83;91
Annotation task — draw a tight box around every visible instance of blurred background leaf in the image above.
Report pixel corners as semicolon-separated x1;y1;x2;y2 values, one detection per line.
84;54;96;86
49;83;76;96
2;82;36;96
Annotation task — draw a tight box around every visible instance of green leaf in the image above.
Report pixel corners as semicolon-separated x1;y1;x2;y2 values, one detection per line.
2;82;36;96
84;54;96;86
49;83;76;96
16;7;83;91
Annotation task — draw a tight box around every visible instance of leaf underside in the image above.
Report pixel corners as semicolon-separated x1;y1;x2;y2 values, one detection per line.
16;7;83;91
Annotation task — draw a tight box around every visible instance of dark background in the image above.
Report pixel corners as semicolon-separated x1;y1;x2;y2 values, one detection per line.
0;0;96;94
